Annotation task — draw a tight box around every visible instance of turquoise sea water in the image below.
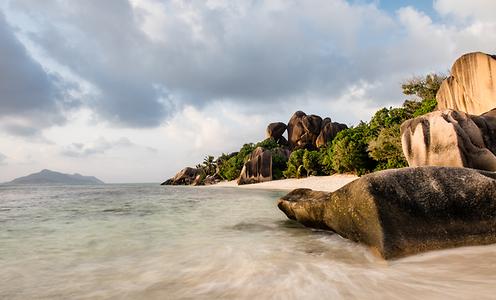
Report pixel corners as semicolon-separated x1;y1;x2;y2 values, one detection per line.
1;184;496;299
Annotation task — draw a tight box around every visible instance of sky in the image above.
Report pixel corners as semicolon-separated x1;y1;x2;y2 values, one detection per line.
0;0;495;183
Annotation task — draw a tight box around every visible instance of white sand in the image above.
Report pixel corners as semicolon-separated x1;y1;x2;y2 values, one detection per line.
212;174;359;192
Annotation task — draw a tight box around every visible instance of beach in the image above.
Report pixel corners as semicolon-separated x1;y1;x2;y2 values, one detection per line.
213;174;359;192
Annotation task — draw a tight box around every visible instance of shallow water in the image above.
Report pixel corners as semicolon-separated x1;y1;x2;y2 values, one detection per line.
1;184;496;299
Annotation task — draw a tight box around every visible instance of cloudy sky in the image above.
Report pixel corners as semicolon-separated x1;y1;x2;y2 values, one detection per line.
0;0;495;183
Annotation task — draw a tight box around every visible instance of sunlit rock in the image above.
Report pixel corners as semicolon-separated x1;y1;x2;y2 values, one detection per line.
437;52;496;115
400;109;496;171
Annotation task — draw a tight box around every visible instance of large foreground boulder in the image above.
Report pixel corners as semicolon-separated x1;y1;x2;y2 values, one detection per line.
437;52;496;115
400;109;496;171
161;167;199;185
278;167;496;259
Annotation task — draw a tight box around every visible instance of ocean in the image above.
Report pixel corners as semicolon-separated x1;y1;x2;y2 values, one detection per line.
1;184;496;299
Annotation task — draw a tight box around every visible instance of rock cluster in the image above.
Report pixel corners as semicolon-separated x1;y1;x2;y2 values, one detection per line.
278;52;496;259
164;111;346;186
161;167;199;185
401;52;496;171
287;111;322;149
271;111;348;150
278;167;496;259
237;147;273;185
401;109;496;171
316;118;348;148
266;122;288;145
437;52;496;115
237;112;346;184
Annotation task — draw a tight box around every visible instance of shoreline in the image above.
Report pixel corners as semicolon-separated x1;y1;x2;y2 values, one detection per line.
210;174;359;192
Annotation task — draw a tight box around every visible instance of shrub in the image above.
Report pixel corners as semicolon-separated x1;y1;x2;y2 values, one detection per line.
413;98;437;117
220;72;444;179
217;156;238;180
217;143;256;180
283;149;305;178
255;138;280;150
330;123;375;175
217;139;289;181
318;146;334;175
401;73;446;101
368;124;408;171
302;150;322;176
271;149;288;180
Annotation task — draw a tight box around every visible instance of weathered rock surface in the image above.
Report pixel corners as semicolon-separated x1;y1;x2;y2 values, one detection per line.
287;111;323;150
238;147;273;185
163;111;345;186
204;174;222;185
286;112;347;149
278;167;496;259
161;167;199;185
316;119;348;148
437;52;496;115
401;109;496;171
266;122;287;139
266;122;288;145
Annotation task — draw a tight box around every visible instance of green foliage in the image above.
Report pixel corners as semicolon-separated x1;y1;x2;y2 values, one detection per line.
238;143;256;161
255;138;280;150
216;139;288;181
402;99;423;115
318;146;334;174
193;155;218;184
302;150;322;176
329;123;375;175
202;155;216;176
413;98;438;117
213;72;445;180
368;124;408;171
401;73;443;118
271;150;288;180
283;148;329;178
401;73;446;101
217;143;256;181
362;78;440;173
217;154;238;181
369;107;410;135
283;149;305;178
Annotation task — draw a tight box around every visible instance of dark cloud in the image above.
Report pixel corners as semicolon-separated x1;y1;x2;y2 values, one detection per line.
4;0;495;131
61;137;134;157
6;0;405;128
0;12;80;136
12;0;169;127
0;12;55;116
2;123;40;137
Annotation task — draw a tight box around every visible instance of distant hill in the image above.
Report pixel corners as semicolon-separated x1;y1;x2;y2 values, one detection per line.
8;169;104;185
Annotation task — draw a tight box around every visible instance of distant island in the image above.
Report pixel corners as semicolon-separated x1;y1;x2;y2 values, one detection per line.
7;169;104;185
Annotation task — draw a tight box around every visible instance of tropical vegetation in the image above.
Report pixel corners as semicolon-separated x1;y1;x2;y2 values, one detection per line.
192;73;445;183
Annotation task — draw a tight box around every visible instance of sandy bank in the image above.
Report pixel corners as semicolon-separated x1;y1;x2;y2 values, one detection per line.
212;174;359;192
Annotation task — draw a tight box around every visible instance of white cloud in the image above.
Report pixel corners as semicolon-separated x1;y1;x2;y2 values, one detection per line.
434;0;496;22
1;0;496;182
